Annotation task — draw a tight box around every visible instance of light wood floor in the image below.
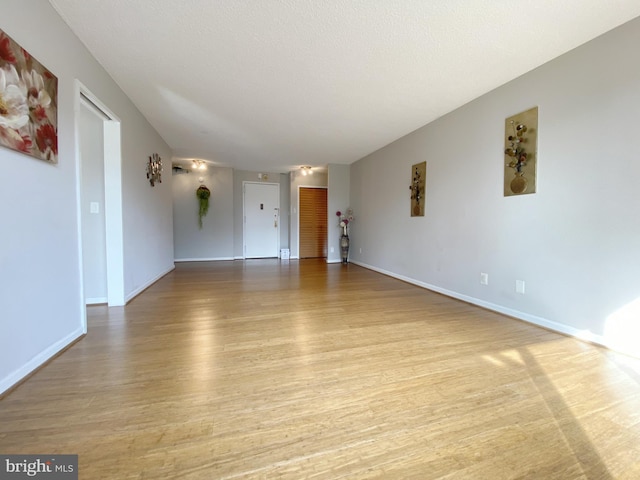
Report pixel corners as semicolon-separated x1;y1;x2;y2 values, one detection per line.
1;260;639;479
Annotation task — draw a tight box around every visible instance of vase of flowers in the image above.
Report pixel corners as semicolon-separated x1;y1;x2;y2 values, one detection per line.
336;208;354;263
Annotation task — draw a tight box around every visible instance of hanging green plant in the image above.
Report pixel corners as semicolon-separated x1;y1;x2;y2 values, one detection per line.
196;185;211;229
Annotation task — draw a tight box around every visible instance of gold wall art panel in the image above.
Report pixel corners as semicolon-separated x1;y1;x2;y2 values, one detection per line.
409;161;426;216
504;107;538;196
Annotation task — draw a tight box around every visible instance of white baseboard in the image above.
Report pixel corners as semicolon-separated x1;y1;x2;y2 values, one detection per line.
125;264;175;303
176;257;300;262
351;260;636;358
0;326;85;395
86;297;107;305
175;257;236;262
326;259;342;264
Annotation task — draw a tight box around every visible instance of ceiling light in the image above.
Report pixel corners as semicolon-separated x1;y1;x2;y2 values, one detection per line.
191;160;207;170
301;166;313;176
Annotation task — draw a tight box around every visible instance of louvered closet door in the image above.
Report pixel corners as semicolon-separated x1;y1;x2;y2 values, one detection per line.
299;187;327;258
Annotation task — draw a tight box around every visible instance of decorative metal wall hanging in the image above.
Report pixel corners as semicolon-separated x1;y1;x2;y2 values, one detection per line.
146;153;162;186
0;28;58;163
409;161;426;216
504;107;538;196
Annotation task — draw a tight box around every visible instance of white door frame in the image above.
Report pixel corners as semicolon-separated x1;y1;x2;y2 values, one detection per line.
74;80;125;333
243;181;280;258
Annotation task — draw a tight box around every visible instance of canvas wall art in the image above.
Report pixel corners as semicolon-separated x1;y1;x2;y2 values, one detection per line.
0;28;58;163
504;107;538;196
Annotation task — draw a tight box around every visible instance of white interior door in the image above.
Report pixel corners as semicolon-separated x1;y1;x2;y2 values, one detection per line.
244;182;280;258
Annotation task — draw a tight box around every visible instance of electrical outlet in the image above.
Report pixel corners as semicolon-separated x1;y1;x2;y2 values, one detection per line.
90;202;99;214
359;248;362;254
480;273;489;285
516;280;525;294
330;247;334;253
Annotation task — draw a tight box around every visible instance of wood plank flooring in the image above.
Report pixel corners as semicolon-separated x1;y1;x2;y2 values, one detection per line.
1;259;639;479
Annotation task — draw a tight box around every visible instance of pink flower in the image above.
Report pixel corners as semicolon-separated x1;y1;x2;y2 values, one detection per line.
0;65;29;129
337;208;354;235
21;47;31;63
0;34;16;63
0;126;32;153
22;69;52;114
36;122;57;159
32;105;47;122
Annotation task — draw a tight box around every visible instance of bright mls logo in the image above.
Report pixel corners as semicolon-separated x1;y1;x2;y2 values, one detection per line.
0;455;77;479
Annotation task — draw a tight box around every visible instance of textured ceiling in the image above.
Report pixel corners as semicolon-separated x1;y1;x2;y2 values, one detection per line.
50;0;640;173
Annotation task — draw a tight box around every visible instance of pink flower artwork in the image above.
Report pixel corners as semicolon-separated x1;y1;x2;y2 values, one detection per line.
0;28;58;163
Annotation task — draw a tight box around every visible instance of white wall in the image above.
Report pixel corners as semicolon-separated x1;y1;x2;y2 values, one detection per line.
120;118;174;302
172;168;290;261
0;0;174;394
173;166;234;260
350;17;640;358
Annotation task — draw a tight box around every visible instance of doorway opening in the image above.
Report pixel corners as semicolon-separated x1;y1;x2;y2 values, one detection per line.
75;81;124;332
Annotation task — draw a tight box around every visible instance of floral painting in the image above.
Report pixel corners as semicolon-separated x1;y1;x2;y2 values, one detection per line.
0;28;58;163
